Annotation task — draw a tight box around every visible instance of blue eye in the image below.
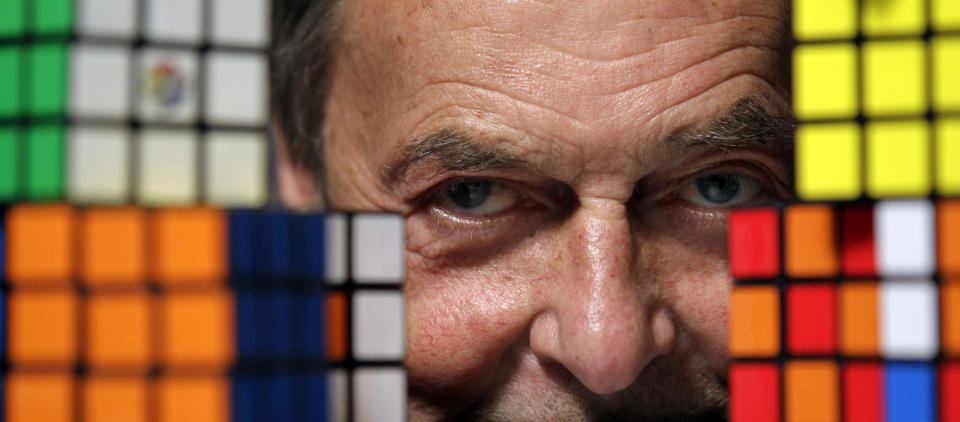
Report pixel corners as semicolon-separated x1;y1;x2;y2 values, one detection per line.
437;179;524;217
680;172;762;208
447;180;492;208
696;174;740;204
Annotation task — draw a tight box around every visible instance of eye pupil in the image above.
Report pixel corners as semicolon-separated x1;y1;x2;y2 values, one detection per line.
696;174;740;204
448;180;492;208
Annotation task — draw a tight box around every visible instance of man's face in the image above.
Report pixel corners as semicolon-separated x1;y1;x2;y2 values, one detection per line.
317;0;792;419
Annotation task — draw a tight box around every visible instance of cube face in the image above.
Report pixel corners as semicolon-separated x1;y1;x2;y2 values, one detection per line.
86;294;151;369
152;207;226;284
160;292;234;368
938;119;960;195
156;376;229;422
0;0;25;37
0;129;16;200
796;123;861;201
83;377;148;422
8;291;77;366
26;124;64;200
843;363;883;422
210;0;270;47
934;37;960;112
787;284;837;355
5;373;74;422
785;360;839;422
729;286;780;357
204;131;267;206
886;363;936;422
866;120;930;197
145;0;203;44
728;208;780;279
6;204;73;284
785;205;838;278
842;205;877;277
352;214;406;283
80;207;146;285
863;40;927;117
76;0;138;38
354;368;406;422
729;363;780;422
353;291;405;360
875;200;935;278
941;200;960;275
137;49;199;124
32;0;73;35
881;281;939;360
68;126;130;203
840;282;880;356
793;0;857;41
28;43;67;116
943;363;960;422
137;130;198;205
943;280;960;357
69;44;131;119
934;0;960;31
0;46;20;117
862;0;926;36
793;44;858;120
204;52;267;125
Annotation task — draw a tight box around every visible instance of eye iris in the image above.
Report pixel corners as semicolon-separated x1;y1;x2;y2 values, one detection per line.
448;180;492;208
696;174;740;204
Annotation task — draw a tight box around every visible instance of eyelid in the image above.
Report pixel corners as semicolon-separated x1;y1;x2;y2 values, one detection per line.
639;159;788;206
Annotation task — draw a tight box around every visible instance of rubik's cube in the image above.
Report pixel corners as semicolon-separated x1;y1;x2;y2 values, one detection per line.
0;1;408;421
0;0;270;206
729;0;960;421
0;205;406;422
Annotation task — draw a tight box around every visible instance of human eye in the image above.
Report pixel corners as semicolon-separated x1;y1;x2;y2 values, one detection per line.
433;178;526;218
678;171;765;208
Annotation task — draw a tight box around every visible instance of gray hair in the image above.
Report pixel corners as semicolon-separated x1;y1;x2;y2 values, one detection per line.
271;0;344;183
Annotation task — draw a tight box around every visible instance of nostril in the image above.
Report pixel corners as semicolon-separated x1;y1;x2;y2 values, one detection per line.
529;310;562;362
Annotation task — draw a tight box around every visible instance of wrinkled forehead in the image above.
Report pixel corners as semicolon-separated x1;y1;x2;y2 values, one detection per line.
335;0;791;114
338;0;791;68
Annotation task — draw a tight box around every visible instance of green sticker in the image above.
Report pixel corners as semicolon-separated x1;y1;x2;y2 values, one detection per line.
33;0;73;35
0;128;18;200
28;43;66;117
0;0;25;37
0;47;20;117
27;124;63;200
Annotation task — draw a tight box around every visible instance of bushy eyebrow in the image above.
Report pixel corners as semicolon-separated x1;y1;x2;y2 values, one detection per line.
672;98;796;152
388;128;527;183
388;98;795;184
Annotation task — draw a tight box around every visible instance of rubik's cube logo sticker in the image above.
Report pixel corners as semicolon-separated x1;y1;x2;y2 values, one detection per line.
728;0;960;421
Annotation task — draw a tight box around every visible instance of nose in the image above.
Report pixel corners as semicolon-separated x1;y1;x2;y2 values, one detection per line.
529;204;676;394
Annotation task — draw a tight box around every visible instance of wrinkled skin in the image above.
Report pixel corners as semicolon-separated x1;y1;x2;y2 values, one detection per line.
279;0;793;420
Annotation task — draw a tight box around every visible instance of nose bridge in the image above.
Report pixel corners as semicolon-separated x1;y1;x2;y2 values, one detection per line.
530;200;675;394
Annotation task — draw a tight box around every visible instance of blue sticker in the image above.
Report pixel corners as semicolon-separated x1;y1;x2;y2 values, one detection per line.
886;362;936;422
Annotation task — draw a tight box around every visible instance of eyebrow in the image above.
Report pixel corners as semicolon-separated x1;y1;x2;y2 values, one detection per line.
389;98;795;183
389;128;528;183
671;98;796;152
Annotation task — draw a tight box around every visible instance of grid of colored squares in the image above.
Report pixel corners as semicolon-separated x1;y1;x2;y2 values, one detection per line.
792;0;960;200
728;202;960;422
0;204;406;422
0;0;270;206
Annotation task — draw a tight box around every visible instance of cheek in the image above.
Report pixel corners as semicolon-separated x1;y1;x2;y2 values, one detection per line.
653;238;732;373
404;256;534;407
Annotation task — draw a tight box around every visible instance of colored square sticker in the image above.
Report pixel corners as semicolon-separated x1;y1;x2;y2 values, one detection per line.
797;123;862;201
728;208;780;279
